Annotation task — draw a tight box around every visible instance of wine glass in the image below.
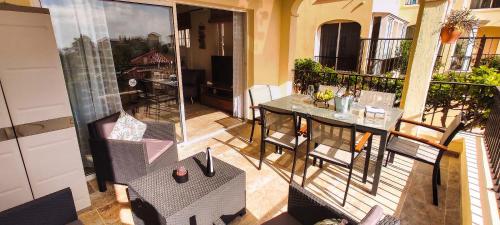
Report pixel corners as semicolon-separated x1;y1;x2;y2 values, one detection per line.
307;85;315;99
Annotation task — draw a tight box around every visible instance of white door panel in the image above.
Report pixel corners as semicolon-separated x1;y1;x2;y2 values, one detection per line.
0;81;11;129
0;68;72;125
0;140;33;212
18;128;90;210
0;10;72;125
0;11;61;69
0;67;33;212
0;9;90;211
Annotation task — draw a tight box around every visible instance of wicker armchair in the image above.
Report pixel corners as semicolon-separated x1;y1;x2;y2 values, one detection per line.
88;113;179;192
0;188;80;225
261;183;400;225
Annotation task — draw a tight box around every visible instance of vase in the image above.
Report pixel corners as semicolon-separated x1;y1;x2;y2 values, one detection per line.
440;27;462;44
334;96;352;113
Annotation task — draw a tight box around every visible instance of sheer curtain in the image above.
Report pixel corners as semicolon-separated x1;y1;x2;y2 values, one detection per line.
41;0;122;168
232;12;246;118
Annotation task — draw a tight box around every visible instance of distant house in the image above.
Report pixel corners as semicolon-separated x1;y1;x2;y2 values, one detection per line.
130;50;175;66
123;50;176;80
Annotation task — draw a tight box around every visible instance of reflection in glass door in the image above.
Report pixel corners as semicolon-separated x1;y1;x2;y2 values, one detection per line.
101;1;185;143
41;0;185;175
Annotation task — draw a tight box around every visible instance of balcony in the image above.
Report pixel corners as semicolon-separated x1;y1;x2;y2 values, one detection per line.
1;1;499;225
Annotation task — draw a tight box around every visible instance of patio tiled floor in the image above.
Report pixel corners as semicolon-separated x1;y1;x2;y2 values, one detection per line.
79;123;461;225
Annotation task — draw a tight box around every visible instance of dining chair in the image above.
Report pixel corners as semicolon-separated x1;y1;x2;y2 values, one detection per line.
384;112;465;205
143;80;176;121
248;85;273;143
258;105;307;183
302;115;372;206
358;90;396;108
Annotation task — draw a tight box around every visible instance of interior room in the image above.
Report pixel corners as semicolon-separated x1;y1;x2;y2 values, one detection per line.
175;4;242;141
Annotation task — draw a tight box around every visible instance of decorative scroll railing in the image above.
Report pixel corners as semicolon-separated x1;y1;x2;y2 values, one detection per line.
293;70;496;131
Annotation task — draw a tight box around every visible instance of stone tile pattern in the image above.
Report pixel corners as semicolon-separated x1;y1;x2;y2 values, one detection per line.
78;123;461;225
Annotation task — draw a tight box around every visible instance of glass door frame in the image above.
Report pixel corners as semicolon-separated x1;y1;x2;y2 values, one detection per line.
110;0;189;143
112;0;248;145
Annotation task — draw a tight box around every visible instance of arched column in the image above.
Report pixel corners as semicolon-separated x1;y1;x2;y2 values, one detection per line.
400;0;450;121
277;0;303;95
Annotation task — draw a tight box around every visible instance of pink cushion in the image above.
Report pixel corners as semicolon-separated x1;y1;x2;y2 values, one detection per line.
144;138;173;164
101;122;116;139
359;205;384;225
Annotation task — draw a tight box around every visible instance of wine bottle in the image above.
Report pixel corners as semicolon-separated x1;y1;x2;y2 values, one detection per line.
206;147;215;177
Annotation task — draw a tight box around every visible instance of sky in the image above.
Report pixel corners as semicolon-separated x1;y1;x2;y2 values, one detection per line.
41;0;175;48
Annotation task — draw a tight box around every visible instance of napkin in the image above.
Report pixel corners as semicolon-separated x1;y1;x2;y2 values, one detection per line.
365;106;385;114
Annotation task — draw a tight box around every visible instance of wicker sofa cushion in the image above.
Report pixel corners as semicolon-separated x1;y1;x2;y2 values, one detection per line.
109;112;146;141
144;138;174;164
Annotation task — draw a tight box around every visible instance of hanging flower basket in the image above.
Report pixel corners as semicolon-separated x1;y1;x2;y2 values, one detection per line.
440;10;478;44
440;27;462;44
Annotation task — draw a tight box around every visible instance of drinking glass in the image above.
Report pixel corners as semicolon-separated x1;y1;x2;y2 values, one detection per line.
307;85;315;98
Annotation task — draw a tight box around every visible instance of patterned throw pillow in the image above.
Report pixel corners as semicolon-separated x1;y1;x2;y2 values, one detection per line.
108;111;147;141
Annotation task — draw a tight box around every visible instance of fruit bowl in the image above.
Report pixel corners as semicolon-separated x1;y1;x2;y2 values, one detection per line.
312;90;334;107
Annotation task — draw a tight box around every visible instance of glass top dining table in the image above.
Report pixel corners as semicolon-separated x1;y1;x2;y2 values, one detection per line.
260;94;404;195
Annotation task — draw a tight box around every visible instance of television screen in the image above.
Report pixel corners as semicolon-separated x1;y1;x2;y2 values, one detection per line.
211;56;232;87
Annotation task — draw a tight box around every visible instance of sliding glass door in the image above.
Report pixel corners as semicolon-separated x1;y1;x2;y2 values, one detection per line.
41;0;185;174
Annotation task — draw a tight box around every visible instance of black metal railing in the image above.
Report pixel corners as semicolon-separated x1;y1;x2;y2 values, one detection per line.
361;38;413;76
294;69;405;106
314;56;358;72
423;81;496;130
294;69;496;131
434;36;500;79
470;0;500;9
315;38;413;76
484;87;500;200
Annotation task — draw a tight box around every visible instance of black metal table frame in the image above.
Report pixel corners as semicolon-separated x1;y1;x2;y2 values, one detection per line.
260;94;403;195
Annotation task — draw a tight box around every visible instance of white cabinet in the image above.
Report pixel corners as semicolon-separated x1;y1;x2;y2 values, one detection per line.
0;6;90;211
0;86;33;212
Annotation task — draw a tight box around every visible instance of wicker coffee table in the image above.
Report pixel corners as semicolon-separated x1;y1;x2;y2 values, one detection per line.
128;152;246;225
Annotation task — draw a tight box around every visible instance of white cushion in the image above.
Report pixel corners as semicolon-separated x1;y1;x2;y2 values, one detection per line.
108;111;146;141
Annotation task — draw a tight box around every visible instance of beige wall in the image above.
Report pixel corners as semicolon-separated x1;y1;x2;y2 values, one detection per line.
176;0;284;87
399;0;500;27
4;0;32;6
473;8;500;27
477;26;500;55
293;0;373;59
399;4;419;25
179;9;233;82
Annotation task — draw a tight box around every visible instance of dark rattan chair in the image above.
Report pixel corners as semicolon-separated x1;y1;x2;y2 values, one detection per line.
0;188;80;225
385;112;465;205
302;115;372;206
249;85;273;143
88;113;179;192
261;183;400;225
258;104;306;183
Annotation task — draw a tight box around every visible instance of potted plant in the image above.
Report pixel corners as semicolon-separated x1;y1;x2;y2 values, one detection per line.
440;9;478;44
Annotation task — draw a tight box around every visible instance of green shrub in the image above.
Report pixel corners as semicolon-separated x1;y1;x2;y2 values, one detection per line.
294;58;322;72
470;66;500;86
480;56;500;72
